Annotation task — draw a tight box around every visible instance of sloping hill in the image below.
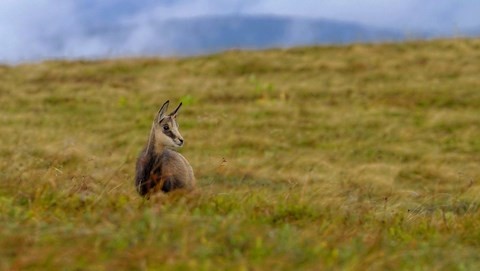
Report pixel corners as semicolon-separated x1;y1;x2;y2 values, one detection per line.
1;39;480;270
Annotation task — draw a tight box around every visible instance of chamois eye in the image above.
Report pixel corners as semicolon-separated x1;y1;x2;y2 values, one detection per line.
163;125;169;131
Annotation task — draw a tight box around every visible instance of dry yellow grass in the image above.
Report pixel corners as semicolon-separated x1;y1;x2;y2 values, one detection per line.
1;38;480;270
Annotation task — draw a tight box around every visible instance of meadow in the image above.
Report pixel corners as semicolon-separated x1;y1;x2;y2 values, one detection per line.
1;38;480;270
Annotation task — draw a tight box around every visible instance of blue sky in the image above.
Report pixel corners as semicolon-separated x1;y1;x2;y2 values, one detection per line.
0;0;479;63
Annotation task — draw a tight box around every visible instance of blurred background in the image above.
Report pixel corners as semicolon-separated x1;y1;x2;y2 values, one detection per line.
1;0;480;63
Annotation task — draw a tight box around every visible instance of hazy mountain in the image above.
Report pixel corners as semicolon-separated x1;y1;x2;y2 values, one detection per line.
5;15;478;63
84;15;407;57
466;26;480;36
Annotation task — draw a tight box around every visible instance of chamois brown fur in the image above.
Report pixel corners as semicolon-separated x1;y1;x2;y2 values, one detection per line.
135;100;195;196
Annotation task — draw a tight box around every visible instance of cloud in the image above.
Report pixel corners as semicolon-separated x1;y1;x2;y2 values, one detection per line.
0;1;76;62
0;0;479;63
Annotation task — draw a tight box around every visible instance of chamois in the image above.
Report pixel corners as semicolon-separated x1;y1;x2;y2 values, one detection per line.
135;100;195;196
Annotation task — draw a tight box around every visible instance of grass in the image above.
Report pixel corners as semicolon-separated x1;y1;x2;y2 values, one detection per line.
1;38;480;270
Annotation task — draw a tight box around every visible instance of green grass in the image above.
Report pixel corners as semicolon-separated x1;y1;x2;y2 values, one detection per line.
1;38;480;270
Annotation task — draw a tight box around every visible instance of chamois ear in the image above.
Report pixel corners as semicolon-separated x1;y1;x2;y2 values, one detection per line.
169;102;182;117
156;100;170;122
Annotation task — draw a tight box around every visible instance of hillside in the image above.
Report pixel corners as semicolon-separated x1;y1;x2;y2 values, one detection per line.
1;39;480;270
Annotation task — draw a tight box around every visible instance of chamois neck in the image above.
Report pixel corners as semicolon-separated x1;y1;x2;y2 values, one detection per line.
153;142;167;154
145;124;162;155
146;123;170;155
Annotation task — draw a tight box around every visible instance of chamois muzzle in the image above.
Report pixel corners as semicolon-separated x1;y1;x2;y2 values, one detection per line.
176;138;184;147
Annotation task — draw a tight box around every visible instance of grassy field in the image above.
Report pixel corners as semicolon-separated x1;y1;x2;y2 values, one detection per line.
1;38;480;270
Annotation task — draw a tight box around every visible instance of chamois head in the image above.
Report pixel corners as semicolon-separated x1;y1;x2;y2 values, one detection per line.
151;100;184;150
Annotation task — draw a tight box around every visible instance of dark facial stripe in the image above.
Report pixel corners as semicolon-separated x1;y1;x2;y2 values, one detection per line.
163;129;176;140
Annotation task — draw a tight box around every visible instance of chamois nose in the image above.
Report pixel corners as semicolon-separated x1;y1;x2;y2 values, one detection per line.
179;138;184;144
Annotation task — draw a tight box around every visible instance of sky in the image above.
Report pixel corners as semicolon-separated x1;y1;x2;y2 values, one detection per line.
0;0;479;63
